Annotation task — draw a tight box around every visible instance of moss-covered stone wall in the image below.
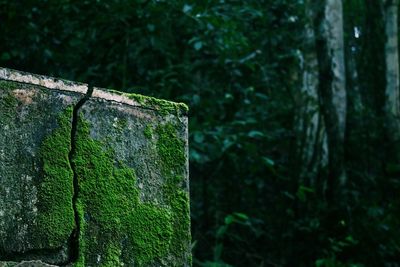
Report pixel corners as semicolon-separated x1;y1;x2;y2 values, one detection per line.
0;67;190;267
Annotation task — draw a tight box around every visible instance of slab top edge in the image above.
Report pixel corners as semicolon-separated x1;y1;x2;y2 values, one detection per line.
0;67;188;115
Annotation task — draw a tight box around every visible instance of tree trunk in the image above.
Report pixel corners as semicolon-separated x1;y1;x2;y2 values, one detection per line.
313;0;347;202
295;0;328;187
384;0;400;155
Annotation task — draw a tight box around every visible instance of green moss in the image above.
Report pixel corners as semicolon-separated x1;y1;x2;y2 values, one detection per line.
114;117;128;132
103;243;122;266
128;205;173;266
4;93;18;107
144;125;153;139
106;88;189;116
0;93;18;121
0;81;19;121
0;80;20;90
156;123;186;175
127;93;189;115
163;183;191;261
75;200;86;267
155;122;191;265
189;254;193;266
73;116;174;266
36;107;75;247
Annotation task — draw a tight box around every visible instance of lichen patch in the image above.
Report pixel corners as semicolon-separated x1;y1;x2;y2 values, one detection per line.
12;89;36;105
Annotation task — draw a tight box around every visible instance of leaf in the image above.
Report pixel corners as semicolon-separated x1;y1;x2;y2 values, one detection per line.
224;93;234;100
194;41;203;51
213;243;223;261
192;94;201;105
224;215;235;225
345;235;358;245
282;191;295;200
190;149;209;164
233;212;249;220
296;185;314;202
248;130;264;138
182;4;192;13
315;259;325;267
147;24;155;32
262;157;275;167
194;131;205;143
216;225;228;239
222;138;235;152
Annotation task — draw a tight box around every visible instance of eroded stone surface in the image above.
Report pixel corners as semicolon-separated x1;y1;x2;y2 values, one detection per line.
0;80;83;264
76;95;190;266
0;68;190;266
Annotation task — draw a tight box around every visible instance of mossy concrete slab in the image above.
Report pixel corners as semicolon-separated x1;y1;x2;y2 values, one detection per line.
0;68;191;266
75;89;190;266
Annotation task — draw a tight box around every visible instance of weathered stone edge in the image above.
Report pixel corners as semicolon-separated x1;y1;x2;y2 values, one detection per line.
0;67;188;115
0;67;87;94
91;88;189;115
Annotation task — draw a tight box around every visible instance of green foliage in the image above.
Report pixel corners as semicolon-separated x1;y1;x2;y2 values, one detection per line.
195;212;261;267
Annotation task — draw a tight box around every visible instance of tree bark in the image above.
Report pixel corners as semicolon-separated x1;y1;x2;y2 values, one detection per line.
313;0;347;202
384;0;400;153
295;0;328;186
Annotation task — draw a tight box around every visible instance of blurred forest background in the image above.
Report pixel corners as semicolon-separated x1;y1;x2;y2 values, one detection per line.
1;0;400;266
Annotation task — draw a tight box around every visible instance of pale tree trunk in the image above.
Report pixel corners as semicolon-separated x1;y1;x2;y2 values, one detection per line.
313;0;347;202
384;0;400;151
324;0;347;144
295;0;328;186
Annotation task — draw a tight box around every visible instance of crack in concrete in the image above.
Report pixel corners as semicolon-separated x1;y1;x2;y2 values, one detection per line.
66;84;93;265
